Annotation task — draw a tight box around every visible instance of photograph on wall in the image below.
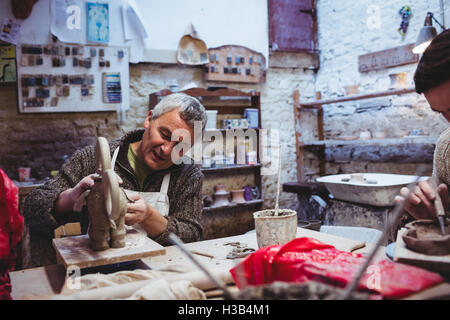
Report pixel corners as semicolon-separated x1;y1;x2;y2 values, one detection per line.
0;18;21;45
86;2;109;43
0;43;16;83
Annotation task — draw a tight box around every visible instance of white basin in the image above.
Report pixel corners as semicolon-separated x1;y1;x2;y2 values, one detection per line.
316;173;429;207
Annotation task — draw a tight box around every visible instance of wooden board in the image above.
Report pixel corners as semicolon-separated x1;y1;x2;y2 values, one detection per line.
16;44;129;113
143;227;367;273
203;45;266;83
53;227;165;269
358;43;418;72
394;228;450;274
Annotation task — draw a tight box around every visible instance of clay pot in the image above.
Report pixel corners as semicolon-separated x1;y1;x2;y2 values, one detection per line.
402;219;450;256
350;173;365;183
359;131;372;140
253;209;297;248
298;219;322;231
298;220;311;229
211;191;230;207
344;85;358;95
202;195;213;207
373;131;387;139
308;219;322;231
214;184;228;194
243;185;253;201
389;72;408;89
231;189;246;203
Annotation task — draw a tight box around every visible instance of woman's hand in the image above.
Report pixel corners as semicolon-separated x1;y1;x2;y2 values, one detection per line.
394;180;449;220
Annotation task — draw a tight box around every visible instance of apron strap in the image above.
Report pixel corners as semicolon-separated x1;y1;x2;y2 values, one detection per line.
160;173;170;195
111;146;120;169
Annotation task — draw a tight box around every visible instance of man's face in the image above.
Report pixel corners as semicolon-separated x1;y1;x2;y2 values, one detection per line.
139;109;194;171
424;79;450;122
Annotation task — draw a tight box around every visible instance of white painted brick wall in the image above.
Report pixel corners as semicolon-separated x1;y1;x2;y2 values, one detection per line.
294;0;450;183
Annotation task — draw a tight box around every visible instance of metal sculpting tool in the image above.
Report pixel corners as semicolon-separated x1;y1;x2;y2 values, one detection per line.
169;233;235;300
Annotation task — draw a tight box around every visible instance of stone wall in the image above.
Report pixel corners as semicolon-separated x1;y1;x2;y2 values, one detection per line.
0;60;315;212
0;85;119;179
2;0;449;216
298;0;450;181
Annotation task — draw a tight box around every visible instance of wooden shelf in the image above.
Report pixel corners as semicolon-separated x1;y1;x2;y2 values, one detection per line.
201;163;261;174
302;136;439;147
204;128;260;133
293;87;422;179
298;87;416;109
202;199;263;213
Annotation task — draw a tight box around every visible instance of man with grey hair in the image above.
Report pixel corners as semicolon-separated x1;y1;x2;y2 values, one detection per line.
23;93;207;266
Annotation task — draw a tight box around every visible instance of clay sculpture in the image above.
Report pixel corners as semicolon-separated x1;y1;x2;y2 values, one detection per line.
86;137;128;251
402;219;450;256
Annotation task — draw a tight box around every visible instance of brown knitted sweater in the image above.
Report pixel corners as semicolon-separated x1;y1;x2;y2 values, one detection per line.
23;129;204;266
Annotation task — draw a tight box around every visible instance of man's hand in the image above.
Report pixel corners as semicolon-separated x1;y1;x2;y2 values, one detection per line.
125;192;150;225
55;173;123;214
394;180;449;220
124;191;169;238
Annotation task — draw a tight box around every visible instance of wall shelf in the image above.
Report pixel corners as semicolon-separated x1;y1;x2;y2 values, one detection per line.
149;87;263;239
201;163;261;174
302;136;438;147
298;87;416;109
202;199;264;213
293;87;420;180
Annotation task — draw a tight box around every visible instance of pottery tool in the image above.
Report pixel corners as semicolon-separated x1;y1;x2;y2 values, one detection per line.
340;168;427;300
190;250;214;259
429;178;447;235
169;233;235;300
274;146;282;216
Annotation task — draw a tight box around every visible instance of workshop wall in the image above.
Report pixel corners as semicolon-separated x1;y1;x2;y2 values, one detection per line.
2;0;450;215
0;60;315;212
298;0;450;181
0;85;119;179
125;62;316;211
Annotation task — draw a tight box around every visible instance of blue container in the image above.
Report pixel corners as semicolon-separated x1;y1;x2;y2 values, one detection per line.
244;108;259;128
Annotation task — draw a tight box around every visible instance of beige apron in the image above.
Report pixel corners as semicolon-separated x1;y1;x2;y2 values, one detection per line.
112;147;171;235
124;173;171;217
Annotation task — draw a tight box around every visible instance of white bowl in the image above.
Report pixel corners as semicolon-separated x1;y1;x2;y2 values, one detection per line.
316;173;429;206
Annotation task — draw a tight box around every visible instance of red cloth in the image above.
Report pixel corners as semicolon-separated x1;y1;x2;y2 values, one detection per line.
0;168;24;300
230;237;444;299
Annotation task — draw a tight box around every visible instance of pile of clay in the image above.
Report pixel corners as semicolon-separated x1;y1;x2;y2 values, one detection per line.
403;219;450;256
236;281;371;300
224;242;255;259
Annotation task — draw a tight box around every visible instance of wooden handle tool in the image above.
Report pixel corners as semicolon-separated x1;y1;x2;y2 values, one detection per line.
429;178;447;235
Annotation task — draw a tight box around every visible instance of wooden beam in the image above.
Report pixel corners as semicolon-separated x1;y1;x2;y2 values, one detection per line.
299;87;416;108
315;91;326;176
293;90;304;181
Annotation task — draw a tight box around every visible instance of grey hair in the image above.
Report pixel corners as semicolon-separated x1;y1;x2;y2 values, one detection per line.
152;93;207;130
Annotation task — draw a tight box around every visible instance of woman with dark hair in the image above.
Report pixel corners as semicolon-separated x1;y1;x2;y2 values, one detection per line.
394;29;450;220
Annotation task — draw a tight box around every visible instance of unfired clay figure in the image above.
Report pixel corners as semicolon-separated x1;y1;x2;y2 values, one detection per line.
86;137;128;251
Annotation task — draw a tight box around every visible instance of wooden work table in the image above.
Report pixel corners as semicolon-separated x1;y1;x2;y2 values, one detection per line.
9;228;450;300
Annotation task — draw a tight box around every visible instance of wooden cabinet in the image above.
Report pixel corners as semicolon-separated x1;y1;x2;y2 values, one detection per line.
149;87;264;239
